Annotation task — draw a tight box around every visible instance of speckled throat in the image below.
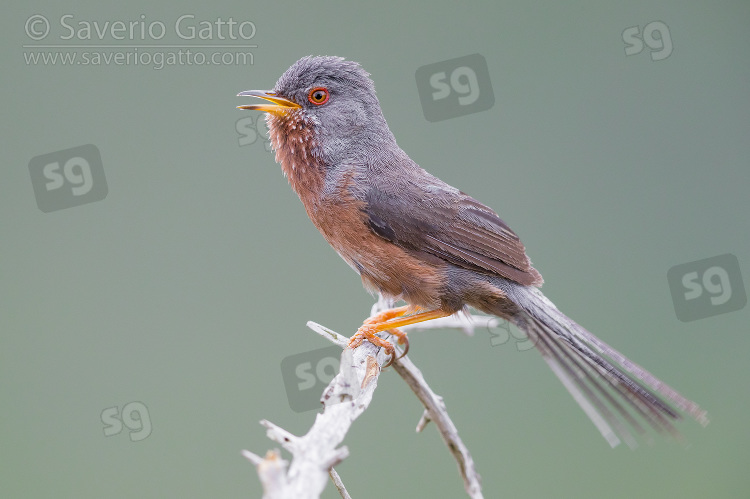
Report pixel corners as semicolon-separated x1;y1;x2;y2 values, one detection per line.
266;111;326;204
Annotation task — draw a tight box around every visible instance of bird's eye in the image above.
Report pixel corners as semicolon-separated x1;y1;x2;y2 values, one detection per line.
308;87;329;105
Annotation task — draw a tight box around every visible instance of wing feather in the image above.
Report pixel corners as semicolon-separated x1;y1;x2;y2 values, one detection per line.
362;176;542;286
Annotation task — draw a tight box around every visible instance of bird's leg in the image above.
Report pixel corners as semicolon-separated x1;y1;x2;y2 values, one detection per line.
350;306;410;367
348;332;398;368
363;305;410;325
348;309;450;367
361;306;412;364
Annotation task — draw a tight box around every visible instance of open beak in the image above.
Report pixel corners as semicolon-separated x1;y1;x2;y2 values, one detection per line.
236;90;301;117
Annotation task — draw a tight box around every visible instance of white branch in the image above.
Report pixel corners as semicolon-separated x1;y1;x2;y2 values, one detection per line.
328;467;352;499
245;330;387;498
390;355;482;497
244;302;489;498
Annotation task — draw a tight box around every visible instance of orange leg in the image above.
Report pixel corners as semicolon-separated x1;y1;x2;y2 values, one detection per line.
387;328;409;356
348;332;398;367
355;306;411;366
363;305;410;325
348;309;451;367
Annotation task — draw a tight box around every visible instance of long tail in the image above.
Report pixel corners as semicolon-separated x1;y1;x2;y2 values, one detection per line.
504;285;709;448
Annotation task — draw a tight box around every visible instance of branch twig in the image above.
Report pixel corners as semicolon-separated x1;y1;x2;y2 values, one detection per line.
390;354;482;497
244;302;488;498
328;467;352;499
244;326;387;498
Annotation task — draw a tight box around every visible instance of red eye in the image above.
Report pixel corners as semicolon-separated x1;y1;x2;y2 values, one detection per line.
308;87;329;105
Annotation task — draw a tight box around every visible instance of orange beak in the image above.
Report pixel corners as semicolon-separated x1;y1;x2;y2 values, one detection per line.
236;90;301;117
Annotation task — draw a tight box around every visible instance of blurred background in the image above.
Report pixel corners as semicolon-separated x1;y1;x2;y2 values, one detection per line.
2;1;749;497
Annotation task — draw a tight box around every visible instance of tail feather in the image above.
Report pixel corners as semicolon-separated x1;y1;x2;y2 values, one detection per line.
525;318;635;447
551;334;651;439
507;286;708;447
536;315;682;442
544;321;660;441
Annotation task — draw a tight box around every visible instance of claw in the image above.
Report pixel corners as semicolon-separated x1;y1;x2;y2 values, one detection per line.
349;305;434;367
348;324;398;368
381;349;396;369
388;328;409;359
348;331;365;350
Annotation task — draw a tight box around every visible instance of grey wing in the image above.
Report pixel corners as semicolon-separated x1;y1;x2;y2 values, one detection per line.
362;173;543;287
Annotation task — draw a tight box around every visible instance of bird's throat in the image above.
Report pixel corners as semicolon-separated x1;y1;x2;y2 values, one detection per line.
266;112;326;205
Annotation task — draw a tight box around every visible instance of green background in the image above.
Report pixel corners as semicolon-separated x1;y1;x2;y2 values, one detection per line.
3;1;749;497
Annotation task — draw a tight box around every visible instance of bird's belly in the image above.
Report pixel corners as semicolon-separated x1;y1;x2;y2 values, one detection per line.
310;200;446;309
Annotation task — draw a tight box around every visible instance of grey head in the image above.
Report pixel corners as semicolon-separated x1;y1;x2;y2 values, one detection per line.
238;56;398;164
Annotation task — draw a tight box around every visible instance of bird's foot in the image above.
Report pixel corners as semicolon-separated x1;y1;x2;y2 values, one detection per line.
347;326;408;368
388;328;410;357
349;307;449;367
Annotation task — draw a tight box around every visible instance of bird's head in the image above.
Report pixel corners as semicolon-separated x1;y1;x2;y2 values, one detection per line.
238;56;395;167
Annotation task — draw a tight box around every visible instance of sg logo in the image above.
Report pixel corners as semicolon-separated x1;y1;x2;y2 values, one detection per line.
101;401;152;442
430;67;481;106
28;144;107;212
280;346;342;412
668;254;746;322
487;317;536;351
236;115;272;152
622;21;673;61
415;53;495;122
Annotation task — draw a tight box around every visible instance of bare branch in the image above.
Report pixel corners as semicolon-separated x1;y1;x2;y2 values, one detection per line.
242;449;290;496
245;303;490;498
244;336;387;498
328;467;352;499
391;355;482;498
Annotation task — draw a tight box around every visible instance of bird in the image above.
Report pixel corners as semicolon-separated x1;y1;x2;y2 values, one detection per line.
237;55;708;447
